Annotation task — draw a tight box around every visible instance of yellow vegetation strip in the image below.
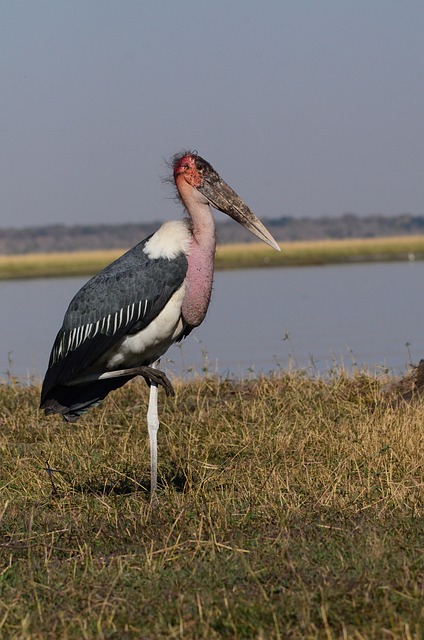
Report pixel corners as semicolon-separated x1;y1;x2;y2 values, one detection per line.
1;235;424;280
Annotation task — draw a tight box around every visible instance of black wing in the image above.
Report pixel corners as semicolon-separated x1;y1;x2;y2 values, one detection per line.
40;237;188;406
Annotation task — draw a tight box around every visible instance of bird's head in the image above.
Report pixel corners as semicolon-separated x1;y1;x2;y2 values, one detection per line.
172;151;280;251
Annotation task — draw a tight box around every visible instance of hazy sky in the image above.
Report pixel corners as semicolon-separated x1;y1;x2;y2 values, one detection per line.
1;1;423;228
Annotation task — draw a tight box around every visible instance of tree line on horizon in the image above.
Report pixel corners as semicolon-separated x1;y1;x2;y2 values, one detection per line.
1;213;423;255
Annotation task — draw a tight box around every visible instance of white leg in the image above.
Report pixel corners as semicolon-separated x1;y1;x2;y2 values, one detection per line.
147;360;160;506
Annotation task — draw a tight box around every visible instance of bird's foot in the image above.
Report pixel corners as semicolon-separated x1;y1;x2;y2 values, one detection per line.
66;365;174;396
138;366;175;396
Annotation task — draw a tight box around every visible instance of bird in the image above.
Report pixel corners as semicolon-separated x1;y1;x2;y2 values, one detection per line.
40;151;280;503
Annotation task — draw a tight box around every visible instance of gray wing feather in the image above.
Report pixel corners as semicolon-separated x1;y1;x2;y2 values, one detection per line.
41;238;188;401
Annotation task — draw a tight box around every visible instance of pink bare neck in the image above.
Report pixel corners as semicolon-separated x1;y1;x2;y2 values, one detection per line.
177;176;217;327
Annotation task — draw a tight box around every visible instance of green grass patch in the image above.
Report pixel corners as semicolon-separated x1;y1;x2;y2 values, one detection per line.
0;373;423;638
1;235;424;279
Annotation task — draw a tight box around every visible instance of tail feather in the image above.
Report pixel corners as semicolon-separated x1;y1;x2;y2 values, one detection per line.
40;376;135;422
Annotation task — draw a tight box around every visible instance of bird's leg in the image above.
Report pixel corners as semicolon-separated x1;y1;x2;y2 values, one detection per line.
66;365;174;396
147;360;160;508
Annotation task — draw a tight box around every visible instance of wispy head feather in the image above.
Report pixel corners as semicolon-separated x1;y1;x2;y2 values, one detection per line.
162;150;199;203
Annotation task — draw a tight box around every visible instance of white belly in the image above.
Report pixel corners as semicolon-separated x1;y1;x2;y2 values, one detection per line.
92;284;186;371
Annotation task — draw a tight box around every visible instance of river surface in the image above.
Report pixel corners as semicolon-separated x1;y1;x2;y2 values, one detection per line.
1;262;423;383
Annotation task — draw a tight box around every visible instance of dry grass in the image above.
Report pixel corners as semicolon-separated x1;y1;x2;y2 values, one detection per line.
216;236;424;270
0;249;122;280
1;235;424;279
0;372;423;638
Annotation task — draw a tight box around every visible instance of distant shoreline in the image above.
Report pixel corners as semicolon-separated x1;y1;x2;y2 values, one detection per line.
0;235;423;280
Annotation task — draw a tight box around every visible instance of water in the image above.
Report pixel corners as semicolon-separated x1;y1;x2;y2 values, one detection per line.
1;262;423;383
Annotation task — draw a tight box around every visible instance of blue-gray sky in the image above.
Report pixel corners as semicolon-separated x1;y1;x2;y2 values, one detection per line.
1;0;423;228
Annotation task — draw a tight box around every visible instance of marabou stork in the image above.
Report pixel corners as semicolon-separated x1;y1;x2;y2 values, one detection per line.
40;151;280;502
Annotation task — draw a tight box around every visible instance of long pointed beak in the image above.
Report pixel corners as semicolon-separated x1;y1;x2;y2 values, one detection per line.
199;177;281;252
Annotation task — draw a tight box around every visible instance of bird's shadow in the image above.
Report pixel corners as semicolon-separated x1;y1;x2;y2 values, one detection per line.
46;465;187;499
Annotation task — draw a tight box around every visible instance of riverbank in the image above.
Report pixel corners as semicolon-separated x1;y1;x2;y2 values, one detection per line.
1;235;423;279
0;372;422;638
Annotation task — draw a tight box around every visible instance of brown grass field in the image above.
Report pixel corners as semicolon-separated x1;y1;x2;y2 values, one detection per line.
1;235;424;279
0;370;423;639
